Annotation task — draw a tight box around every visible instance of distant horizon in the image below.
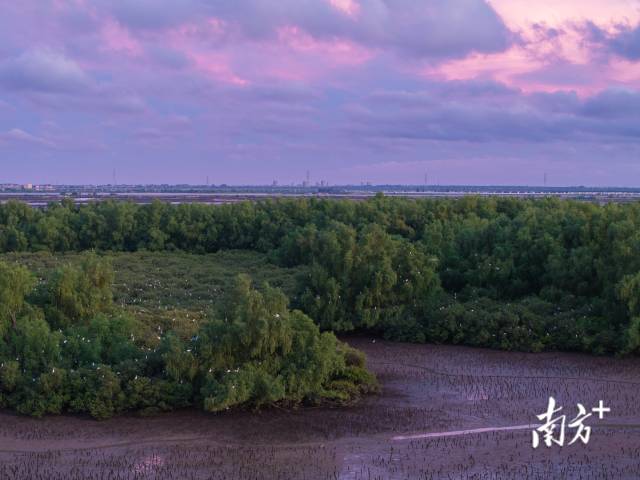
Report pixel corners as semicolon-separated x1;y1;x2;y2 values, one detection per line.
2;182;640;190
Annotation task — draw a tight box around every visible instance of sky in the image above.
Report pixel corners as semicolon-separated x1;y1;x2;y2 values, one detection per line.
0;1;640;186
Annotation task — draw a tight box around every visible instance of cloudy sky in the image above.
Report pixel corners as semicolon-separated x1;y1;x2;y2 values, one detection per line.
1;0;639;186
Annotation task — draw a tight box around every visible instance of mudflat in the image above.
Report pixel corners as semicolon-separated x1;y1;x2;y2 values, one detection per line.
1;337;639;479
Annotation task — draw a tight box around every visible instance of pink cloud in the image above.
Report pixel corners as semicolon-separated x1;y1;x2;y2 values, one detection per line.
277;25;373;65
228;26;374;83
155;18;247;85
160;19;373;85
328;0;361;18
423;13;640;96
608;58;640;86
491;0;640;29
424;46;613;95
101;19;143;56
424;47;540;87
190;52;248;86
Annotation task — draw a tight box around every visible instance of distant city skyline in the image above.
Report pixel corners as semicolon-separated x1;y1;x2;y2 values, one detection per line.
4;181;640;190
1;1;640;186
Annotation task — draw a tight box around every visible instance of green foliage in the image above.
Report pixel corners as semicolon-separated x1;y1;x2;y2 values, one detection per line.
160;333;198;383
0;361;20;392
618;272;640;353
197;275;376;412
12;314;62;374
298;224;441;333
0;261;35;336
2;250;304;317
3;193;640;420
46;253;114;327
67;366;124;420
0;261;376;419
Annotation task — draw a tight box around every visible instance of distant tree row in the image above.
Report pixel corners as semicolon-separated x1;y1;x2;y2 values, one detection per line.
0;255;376;419
2;196;640;354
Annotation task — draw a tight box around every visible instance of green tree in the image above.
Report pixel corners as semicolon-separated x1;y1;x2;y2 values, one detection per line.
47;253;114;327
0;261;35;335
11;314;62;375
197;275;377;412
618;272;640;353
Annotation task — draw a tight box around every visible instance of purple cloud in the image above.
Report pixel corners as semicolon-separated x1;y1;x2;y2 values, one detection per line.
582;21;640;61
582;88;640;117
204;0;513;59
516;62;597;87
609;25;640;60
0;1;638;186
346;83;640;144
99;0;206;30
0;49;90;93
146;46;191;70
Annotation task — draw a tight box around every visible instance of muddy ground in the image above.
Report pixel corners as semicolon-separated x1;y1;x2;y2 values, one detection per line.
1;338;639;479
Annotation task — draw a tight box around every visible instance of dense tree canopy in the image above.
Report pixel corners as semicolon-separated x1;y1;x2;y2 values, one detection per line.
46;254;114;328
0;261;34;335
1;196;640;354
198;274;376;411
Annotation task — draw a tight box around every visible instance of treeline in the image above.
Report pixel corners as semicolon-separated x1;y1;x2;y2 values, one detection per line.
0;255;376;419
1;196;640;354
